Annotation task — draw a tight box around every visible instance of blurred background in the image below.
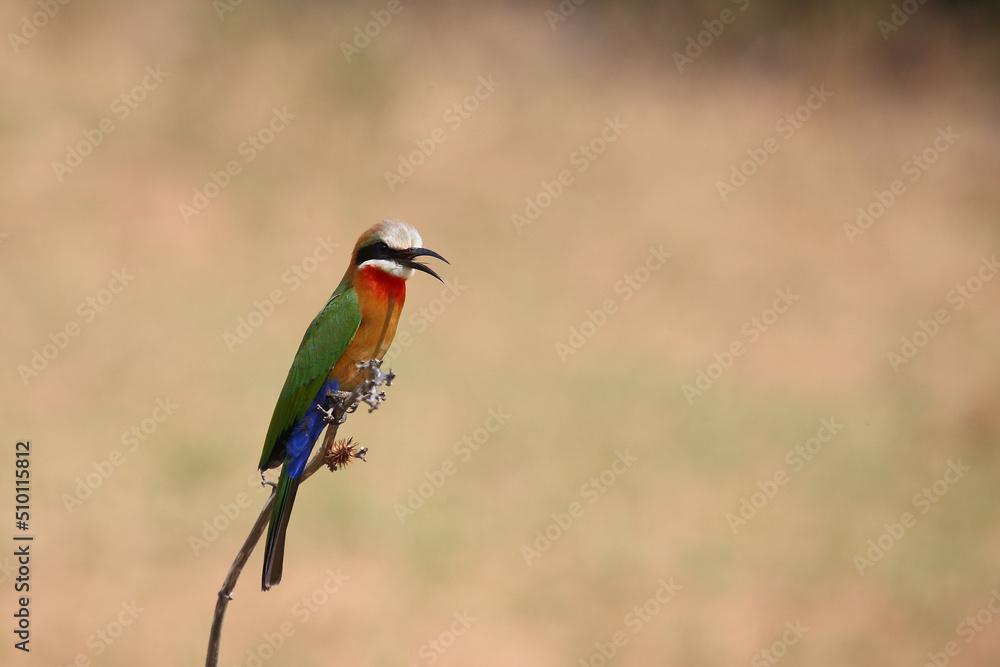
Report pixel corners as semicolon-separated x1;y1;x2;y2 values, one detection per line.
2;1;1000;665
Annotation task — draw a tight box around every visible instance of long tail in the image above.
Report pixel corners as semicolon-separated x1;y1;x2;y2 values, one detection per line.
262;470;300;591
261;376;338;590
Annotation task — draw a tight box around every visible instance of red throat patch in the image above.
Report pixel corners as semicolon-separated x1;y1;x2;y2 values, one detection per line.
356;265;407;301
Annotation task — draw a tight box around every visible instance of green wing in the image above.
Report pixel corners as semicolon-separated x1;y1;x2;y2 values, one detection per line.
258;276;361;470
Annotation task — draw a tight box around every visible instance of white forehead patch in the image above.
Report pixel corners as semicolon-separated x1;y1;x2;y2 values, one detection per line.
378;219;422;251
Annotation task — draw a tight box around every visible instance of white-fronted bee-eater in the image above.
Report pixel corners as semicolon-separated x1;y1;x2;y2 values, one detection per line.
257;219;448;590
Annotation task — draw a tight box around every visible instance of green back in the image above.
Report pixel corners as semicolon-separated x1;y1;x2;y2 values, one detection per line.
258;275;362;469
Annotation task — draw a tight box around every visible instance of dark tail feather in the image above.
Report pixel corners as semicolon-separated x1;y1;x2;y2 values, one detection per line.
262;472;300;591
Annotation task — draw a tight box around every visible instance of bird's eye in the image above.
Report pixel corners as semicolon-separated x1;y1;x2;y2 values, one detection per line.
355;240;393;266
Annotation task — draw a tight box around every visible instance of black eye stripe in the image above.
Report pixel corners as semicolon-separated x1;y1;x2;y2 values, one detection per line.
355;241;393;266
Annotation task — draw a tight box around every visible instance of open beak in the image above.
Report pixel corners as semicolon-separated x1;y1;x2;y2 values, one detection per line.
397;247;449;283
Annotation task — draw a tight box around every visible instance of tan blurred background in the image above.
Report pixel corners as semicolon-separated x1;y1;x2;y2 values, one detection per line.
2;1;1000;665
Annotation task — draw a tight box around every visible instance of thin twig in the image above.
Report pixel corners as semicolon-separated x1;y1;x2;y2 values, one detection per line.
204;422;340;666
205;360;391;667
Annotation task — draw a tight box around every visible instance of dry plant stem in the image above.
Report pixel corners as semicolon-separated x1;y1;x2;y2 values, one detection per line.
205;360;390;667
204;421;343;667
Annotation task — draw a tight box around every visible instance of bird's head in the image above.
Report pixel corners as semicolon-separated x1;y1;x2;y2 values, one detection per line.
352;219;449;282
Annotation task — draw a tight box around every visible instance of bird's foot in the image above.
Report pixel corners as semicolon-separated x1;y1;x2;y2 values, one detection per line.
319;391;354;424
317;404;340;425
317;360;396;427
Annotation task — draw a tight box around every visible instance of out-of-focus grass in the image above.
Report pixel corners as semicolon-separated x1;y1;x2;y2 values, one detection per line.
1;2;999;666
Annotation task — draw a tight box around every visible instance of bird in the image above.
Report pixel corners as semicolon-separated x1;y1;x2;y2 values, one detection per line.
258;219;448;591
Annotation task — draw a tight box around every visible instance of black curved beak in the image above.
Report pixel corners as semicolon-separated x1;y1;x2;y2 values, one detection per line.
397;247;449;283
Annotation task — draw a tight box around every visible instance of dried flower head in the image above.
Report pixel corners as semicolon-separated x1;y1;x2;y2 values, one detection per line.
324;438;368;471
